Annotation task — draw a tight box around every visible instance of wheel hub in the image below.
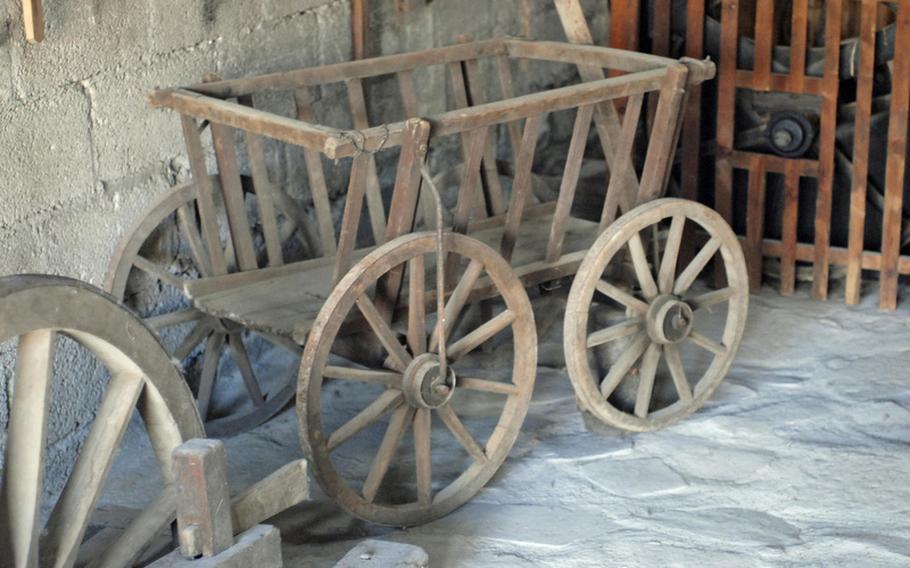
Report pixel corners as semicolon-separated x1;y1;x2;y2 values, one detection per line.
647;295;694;344
402;353;457;409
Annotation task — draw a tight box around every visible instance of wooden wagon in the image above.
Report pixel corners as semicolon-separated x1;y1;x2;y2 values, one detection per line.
0;33;751;568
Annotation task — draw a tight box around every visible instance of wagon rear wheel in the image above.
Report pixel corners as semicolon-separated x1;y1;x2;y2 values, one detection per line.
565;198;749;432
106;178;305;437
0;275;204;567
299;232;536;526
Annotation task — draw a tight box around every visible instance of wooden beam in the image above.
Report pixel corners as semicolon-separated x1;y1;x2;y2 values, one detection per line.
353;0;368;60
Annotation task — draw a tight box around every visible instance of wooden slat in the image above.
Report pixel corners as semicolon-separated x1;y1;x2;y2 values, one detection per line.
181;116;228;275
448;61;489;220
753;0;775;89
790;0;809;81
879;0;910;309
546;104;594;262
728;151;819;176
779;160;800;296
680;0;706;205
505;37;680;73
637;64;689;204
333;154;371;283
211;123;259;272
495;54;524;166
294;90;336;257
352;0;369;60
451;127;489;236
600;93;644;230
500;114;544;262
745;157;767;291
346;78;387;245
733;70;823;94
398;69;420;118
464;56;507;216
811;0;843;300
845;0;878;305
240;96;284;268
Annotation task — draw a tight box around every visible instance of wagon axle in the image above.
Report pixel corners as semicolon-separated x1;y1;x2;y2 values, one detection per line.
402;352;457;409
647;295;695;345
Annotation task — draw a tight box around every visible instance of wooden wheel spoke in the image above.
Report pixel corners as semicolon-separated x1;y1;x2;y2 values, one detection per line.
599;332;649;398
407;255;427;356
144;308;204;332
687;331;728;357
362;406;415;504
447;309;516;361
586;319;642;348
437;405;486;463
595;280;649;314
228;333;265;406
658;215;686;293
45;372;145;568
326;390;404;452
173;320;215;361
1;330;56;568
89;486;177;568
627;232;659;299
688;287;736;310
673;237;721;295
633;343;662;419
196;332;226;420
457;377;521;397
664;344;693;403
429;259;484;352
133;255;184;291
324;366;402;388
413;409;432;505
356;295;412;372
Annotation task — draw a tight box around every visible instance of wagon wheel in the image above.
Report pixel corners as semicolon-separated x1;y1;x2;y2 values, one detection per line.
299;232;536;526
0;275;204;567
565;198;748;432
105;177;305;437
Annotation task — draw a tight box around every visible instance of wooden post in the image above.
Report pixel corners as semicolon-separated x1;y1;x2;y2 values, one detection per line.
353;0;369;60
172;439;234;558
23;0;44;43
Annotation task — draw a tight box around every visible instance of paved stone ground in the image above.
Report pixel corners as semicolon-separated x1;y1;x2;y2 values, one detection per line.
201;285;910;567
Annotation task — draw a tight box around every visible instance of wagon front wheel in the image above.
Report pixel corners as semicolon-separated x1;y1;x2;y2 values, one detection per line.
299;232;536;526
565;198;749;432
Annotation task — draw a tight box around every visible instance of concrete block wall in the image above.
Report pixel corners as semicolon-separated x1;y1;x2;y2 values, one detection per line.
0;0;606;502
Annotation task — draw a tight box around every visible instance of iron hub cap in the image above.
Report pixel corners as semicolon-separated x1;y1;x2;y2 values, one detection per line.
402;353;457;409
647;294;694;344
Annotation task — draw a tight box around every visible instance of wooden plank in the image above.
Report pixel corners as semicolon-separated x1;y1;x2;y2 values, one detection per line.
715;0;739;232
546;104;594;263
397;69;420;117
745;156;767;291
451;127;489;236
172;439;233;557
879;0;910;309
610;0;640;53
500;113;544;262
333;155;371;283
189;39;508;99
845;0;878;305
779;160;800;295
733;70;823;94
637;64;689;204
790;0;809;81
505;38;679;74
181;116;228;275
811;0;843;300
728;151;819;176
211;122;259;272
346;78;387;245
23;0;44;42
680;0;706;203
753;0;775;90
240;95;284;268
294;89;337;257
651;0;671;57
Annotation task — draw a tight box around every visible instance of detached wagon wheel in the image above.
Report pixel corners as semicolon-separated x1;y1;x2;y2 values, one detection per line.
565;198;748;432
299;232;536;526
106;178;303;437
0;275;204;568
